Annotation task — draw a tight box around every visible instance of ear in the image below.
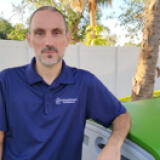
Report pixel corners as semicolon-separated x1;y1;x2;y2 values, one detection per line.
26;33;32;48
65;32;71;47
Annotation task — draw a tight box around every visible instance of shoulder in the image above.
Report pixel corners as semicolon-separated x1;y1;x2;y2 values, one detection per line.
66;65;103;90
67;65;97;82
0;65;28;82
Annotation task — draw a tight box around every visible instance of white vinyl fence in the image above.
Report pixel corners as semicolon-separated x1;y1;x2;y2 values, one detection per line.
0;39;159;97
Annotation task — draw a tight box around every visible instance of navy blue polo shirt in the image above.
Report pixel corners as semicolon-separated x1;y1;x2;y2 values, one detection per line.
0;58;126;160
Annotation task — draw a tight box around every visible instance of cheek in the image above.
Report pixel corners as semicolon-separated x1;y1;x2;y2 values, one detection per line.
58;39;68;48
32;40;43;50
58;42;67;53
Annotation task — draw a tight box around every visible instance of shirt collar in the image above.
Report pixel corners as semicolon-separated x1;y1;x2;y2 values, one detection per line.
26;58;75;85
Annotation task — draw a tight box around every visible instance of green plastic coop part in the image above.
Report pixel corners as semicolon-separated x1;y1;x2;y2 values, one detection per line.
123;97;160;160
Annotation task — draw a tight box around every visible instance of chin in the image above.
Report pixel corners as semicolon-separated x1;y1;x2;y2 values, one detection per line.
41;59;62;67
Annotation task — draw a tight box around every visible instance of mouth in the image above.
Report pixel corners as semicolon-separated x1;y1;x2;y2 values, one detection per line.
43;51;57;55
41;46;58;55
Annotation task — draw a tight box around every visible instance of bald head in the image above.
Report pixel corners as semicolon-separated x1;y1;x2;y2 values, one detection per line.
29;6;68;33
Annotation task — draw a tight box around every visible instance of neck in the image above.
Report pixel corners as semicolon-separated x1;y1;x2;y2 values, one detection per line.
35;60;63;85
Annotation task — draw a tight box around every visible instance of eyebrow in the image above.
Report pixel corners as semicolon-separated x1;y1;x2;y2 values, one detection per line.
33;28;45;32
31;27;66;35
33;28;45;33
52;27;64;33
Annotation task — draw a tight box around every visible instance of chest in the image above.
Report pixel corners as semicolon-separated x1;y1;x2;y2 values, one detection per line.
4;80;88;129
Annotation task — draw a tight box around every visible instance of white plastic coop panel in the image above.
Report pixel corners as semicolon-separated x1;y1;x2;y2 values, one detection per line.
82;121;155;160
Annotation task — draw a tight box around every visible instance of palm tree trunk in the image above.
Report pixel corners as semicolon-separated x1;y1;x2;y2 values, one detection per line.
50;0;56;6
68;12;82;43
131;0;160;101
71;0;84;12
88;0;97;34
88;0;97;28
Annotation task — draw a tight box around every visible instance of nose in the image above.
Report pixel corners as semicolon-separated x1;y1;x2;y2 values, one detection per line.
44;34;54;46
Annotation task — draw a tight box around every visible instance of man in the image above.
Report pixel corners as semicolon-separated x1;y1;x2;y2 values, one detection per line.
0;6;131;160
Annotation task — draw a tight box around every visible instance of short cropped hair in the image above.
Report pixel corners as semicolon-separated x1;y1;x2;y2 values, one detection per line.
29;6;68;33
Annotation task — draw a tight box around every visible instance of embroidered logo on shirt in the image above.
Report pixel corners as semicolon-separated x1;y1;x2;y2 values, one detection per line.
56;97;78;105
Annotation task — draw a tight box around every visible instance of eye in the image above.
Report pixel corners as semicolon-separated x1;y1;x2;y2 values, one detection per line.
53;29;63;36
36;31;44;36
37;31;43;35
55;31;61;34
34;29;45;36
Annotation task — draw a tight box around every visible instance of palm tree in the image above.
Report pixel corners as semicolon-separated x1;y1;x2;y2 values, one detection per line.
71;0;112;31
50;0;56;6
131;0;160;101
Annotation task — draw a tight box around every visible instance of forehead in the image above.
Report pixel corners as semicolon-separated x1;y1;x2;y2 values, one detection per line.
30;10;66;31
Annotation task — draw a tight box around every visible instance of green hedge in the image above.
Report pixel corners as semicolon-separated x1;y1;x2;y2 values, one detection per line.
119;90;160;103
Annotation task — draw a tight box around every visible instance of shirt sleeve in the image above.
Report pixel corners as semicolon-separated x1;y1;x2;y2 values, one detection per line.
86;73;127;128
0;80;7;131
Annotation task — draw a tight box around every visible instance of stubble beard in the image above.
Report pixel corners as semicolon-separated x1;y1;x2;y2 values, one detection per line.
30;46;64;67
36;54;64;67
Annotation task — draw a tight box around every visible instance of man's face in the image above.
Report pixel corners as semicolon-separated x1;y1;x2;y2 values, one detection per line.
27;10;70;67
